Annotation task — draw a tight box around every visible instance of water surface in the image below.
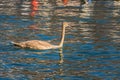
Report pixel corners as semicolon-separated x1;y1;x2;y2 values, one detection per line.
0;0;120;80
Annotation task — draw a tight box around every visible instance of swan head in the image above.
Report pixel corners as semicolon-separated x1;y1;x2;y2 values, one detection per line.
63;22;69;28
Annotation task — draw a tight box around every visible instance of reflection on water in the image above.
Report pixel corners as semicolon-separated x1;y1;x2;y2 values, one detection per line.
0;0;120;80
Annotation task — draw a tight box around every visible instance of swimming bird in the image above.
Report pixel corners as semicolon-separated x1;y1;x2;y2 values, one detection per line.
12;22;69;50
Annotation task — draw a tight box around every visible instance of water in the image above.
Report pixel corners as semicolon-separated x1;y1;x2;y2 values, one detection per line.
0;0;120;80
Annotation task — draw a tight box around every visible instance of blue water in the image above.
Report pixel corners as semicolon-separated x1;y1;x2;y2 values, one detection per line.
0;0;120;80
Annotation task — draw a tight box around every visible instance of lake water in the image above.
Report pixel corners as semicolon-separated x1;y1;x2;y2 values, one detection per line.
0;0;120;80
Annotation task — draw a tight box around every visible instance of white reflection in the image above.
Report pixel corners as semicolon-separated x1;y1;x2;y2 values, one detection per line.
59;48;64;64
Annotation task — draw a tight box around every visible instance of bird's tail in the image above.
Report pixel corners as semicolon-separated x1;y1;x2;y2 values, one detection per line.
11;41;20;46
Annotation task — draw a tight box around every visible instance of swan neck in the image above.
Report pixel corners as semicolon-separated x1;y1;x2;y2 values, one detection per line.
59;26;65;47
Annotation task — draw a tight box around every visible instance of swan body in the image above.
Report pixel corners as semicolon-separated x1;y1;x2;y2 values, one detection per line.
13;22;69;50
13;40;60;50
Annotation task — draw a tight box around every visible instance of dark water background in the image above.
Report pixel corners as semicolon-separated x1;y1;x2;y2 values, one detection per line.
0;0;120;80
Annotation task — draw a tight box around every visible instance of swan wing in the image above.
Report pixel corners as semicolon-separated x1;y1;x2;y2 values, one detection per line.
15;40;55;49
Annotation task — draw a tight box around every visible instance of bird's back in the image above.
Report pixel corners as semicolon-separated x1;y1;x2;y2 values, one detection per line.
13;40;59;50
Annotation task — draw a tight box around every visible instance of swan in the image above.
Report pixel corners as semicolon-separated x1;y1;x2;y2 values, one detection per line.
12;22;69;50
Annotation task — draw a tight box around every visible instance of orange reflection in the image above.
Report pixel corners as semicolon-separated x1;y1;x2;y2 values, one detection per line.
30;0;39;17
62;0;69;5
32;0;39;6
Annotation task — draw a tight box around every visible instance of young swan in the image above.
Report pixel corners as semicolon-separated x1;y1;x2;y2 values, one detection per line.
13;22;69;50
